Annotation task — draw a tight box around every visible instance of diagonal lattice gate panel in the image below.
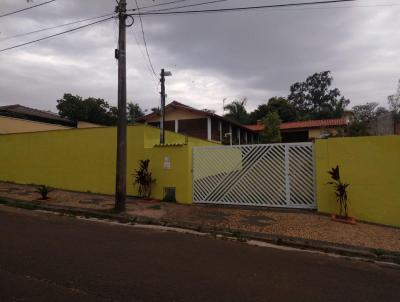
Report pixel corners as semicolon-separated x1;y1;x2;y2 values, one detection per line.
192;143;316;209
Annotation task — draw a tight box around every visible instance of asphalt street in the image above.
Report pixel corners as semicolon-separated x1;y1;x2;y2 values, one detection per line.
0;206;399;302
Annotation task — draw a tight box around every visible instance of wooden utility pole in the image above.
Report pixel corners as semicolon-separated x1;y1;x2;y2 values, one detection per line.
160;69;166;145
115;0;127;212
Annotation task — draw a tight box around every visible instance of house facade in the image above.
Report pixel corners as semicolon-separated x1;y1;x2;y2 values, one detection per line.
139;101;258;145
246;118;349;142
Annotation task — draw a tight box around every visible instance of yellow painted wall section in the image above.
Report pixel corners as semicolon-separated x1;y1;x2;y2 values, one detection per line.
316;136;400;227
0;127;123;195
0;124;214;203
145;146;192;203
0;116;71;134
142;127;217;202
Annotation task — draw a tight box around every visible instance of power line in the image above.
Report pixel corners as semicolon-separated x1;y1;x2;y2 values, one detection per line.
0;16;114;53
0;0;56;19
133;31;160;91
0;13;115;42
134;0;157;77
267;2;400;11
128;0;358;16
143;0;230;13
138;0;193;10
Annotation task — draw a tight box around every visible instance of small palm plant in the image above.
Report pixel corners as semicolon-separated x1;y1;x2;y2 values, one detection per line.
133;159;156;199
36;185;53;200
328;165;350;218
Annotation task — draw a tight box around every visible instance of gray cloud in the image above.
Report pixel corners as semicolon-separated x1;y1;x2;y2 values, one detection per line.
0;0;399;115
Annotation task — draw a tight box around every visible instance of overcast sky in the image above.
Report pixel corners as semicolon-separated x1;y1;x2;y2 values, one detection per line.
0;0;399;115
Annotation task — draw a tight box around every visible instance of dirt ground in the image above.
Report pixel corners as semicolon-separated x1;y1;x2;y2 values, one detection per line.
1;181;399;252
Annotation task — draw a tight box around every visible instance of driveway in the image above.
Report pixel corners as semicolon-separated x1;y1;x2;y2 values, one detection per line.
0;206;399;302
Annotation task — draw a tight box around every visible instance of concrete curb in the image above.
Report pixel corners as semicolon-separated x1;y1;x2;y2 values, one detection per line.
1;197;399;265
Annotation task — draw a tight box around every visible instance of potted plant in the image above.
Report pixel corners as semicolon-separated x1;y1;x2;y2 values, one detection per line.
133;159;156;199
36;185;53;200
328;165;356;224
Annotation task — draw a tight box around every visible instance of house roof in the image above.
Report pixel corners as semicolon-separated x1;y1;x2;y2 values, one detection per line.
139;101;257;133
0;104;76;127
245;118;348;132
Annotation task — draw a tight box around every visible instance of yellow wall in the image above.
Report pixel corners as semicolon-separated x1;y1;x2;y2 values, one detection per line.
0;116;71;134
316;136;400;227
0;125;215;204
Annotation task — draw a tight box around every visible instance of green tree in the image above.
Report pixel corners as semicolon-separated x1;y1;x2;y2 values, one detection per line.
56;94;118;126
151;107;161;114
224;97;249;124
347;102;379;136
249;97;297;124
127;102;145;124
388;79;400;121
288;71;350;120
261;112;282;143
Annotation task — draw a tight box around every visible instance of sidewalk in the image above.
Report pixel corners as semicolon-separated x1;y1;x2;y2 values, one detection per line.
1;181;399;254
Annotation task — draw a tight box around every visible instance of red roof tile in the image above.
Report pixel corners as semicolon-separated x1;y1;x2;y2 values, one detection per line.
245;118;348;132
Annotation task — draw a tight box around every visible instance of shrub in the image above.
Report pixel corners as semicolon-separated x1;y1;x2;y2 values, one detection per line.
36;185;53;200
261;111;282;143
133;159;156;199
328;165;350;218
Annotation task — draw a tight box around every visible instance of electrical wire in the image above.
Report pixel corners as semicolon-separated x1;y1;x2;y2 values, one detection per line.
0;0;57;18
134;0;157;77
0;13;115;42
142;0;230;13
127;0;357;16
133;31;160;91
136;0;193;10
0;16;115;53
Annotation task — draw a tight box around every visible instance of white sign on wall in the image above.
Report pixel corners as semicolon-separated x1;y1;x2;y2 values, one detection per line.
163;156;171;170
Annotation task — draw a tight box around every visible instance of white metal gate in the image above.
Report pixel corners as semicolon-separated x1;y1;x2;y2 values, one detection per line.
192;143;316;209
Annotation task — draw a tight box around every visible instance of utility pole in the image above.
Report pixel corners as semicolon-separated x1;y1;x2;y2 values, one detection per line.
159;69;172;145
160;69;166;145
115;0;127;212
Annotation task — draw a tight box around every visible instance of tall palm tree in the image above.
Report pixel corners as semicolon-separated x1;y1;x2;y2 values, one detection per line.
224;97;249;124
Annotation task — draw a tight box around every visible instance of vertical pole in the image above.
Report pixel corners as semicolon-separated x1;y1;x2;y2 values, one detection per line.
160;69;165;144
115;0;127;212
175;120;179;133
